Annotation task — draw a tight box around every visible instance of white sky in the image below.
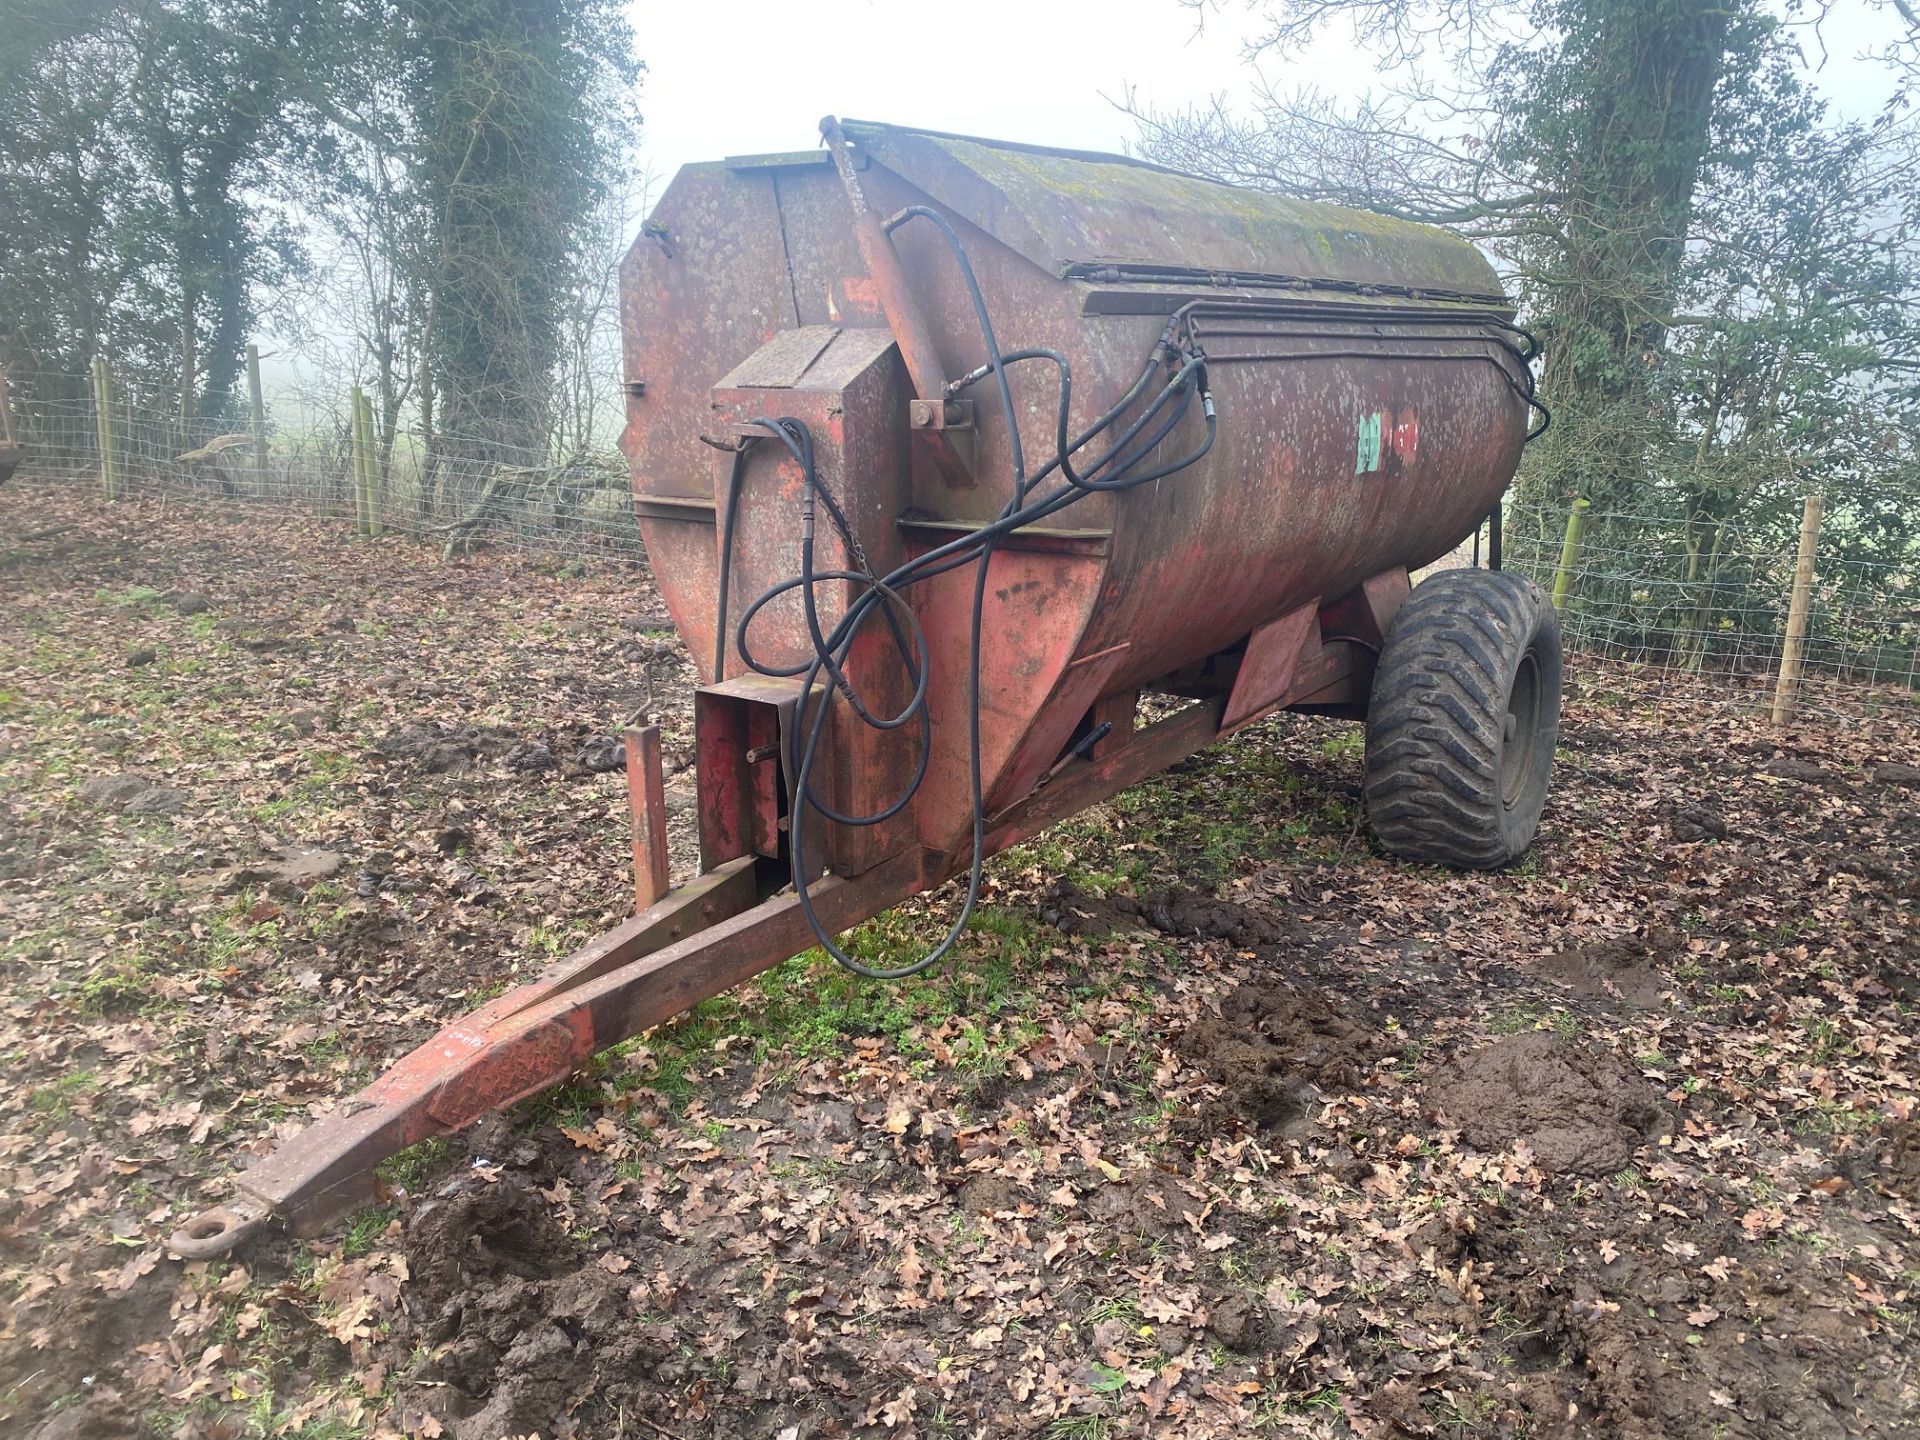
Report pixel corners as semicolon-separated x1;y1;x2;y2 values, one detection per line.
626;0;1907;193
626;0;1347;190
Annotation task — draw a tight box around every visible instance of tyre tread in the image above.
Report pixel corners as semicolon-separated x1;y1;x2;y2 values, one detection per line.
1364;568;1560;869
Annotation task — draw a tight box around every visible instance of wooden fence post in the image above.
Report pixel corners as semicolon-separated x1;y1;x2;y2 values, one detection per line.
0;367;18;492
356;387;382;537
1770;493;1824;726
90;359;104;491
245;343;268;495
93;356;119;501
1550;496;1590;611
349;384;369;533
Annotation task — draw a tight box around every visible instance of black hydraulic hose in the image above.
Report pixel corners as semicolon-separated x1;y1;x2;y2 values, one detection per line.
759;434;984;978
950;349;1209;496
734;419;939;831
1524;393;1552;443
731;379;1192;659
760;361;1210;651
790;205;1011;977
888;205;1025;485
713;443;749;680
782;535;991;979
759;369;1204;631
738;351;1208;683
1180;299;1549;441
760;385;1213;979
1102;391;1217;487
747;417;923;729
1082;374;1209;489
952;346;1087;488
735;214;1220;980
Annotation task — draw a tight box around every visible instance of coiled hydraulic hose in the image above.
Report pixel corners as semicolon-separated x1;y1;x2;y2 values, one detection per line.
725;213;1218;977
731;371;1213;978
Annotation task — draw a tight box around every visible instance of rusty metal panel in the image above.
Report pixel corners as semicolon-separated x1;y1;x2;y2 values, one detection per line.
707;330;909;680
990;640;1130;810
903;544;1107;856
1286;641;1375;711
636;511;721;683
702;325;919;880
1079;342;1524;695
620;162;796;503
762;165;887;329
624;724;670;910
1222;603;1320;733
693;686;753;870
718;325;841;388
695;678;798;870
1320;569;1412;649
783;325;900;393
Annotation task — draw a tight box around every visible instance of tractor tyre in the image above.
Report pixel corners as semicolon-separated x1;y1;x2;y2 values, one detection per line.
1363;568;1563;868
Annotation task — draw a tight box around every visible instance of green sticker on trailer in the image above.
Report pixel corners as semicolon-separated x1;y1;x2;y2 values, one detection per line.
1356;409;1418;473
1355;412;1382;473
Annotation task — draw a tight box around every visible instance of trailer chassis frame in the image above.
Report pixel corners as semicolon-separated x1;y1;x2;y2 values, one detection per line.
170;600;1390;1258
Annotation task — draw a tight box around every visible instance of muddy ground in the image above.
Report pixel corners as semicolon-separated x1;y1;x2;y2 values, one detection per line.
2;480;1917;1439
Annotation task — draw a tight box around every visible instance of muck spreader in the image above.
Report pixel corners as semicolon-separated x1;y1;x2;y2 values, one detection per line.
172;117;1560;1258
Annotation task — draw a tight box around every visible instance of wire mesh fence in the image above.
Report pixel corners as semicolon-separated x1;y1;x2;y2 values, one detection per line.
6;366;1915;721
1497;497;1918;721
5;367;645;562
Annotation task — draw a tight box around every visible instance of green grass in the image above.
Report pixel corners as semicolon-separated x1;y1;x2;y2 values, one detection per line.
549;900;1060;1121
1802;1015;1854;1066
298;883;356;939
995;716;1370;895
340;1206;397;1259
100;583;167;610
376;1136;451;1198
525;1069;613;1129
152;1388;375;1440
75;953;165;1014
1488;1002;1581;1039
1102;724;1362;886
1255;1384;1347;1425
1796;1096;1876;1137
192;902;281;972
1084;1294;1142;1327
1045;1416;1111;1439
251;751;357;824
65;895;296;1014
26;1070;98;1127
1317;727;1365;762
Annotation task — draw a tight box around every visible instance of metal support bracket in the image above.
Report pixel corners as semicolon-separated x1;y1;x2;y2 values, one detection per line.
625;724;670;910
819;114;974;485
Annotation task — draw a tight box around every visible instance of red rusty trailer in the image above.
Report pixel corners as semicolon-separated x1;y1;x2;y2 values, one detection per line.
173;118;1559;1257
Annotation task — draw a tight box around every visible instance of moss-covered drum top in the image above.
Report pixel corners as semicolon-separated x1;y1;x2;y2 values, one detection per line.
847;120;1503;302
